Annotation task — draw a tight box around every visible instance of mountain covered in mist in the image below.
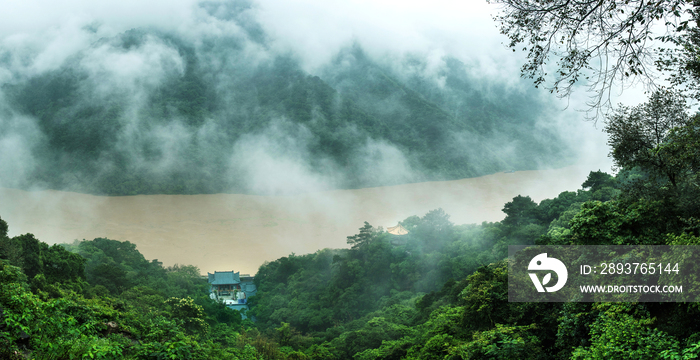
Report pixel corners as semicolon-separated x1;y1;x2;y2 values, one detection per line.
0;2;572;195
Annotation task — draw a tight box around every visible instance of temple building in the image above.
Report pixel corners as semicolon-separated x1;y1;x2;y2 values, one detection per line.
387;223;409;235
387;223;409;246
207;271;257;318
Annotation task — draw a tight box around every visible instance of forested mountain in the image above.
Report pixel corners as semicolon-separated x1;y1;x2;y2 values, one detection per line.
0;18;571;195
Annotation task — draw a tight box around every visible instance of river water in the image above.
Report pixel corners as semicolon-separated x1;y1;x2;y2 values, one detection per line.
0;166;596;275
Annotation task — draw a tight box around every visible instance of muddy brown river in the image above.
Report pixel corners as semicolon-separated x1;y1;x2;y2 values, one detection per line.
0;166;595;275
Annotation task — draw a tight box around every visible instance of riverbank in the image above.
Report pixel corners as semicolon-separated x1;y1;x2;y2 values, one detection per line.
0;165;595;275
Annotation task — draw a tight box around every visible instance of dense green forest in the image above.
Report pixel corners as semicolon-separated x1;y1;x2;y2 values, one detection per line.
0;25;571;195
2;93;699;358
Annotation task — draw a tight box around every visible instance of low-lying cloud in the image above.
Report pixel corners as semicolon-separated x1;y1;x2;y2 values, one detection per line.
0;0;612;196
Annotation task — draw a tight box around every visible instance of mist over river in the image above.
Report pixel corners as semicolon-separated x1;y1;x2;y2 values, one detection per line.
1;166;596;275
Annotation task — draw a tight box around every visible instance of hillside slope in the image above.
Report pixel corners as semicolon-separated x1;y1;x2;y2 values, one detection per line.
1;23;572;195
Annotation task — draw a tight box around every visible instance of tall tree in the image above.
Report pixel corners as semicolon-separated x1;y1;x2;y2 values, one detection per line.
604;89;690;186
346;222;378;250
502;195;539;226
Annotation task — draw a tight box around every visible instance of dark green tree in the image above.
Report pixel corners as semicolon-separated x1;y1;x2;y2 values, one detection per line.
604;90;690;186
657;114;700;185
0;216;7;238
15;234;43;280
40;245;85;284
346;222;378;250
0;217;23;267
502;195;539;227
582;170;617;192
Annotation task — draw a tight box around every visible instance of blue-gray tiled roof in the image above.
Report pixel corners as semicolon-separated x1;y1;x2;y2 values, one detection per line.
208;271;240;285
239;282;257;296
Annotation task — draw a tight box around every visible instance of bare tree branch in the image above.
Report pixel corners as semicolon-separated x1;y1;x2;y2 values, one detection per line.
488;0;692;121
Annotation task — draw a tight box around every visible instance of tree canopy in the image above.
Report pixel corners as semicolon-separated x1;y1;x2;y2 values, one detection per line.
604;89;690;185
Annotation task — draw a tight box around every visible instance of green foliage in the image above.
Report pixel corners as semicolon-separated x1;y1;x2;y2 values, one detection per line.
453;324;541;360
604;90;690;187
0;228;263;360
502;195;539;227
346;222;380;250
582;170;617;193
165;297;209;335
571;303;680;360
569;200;669;245
658;114;700;182
1;263;122;359
0;227;86;296
0;217;8;243
660;341;700;360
